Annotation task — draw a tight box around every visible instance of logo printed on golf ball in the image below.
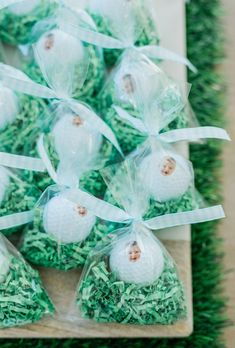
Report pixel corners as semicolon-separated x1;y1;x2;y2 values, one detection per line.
128;241;141;262
43;195;96;244
72;116;83;126
75;206;87;217
110;233;165;285
160;157;176;176
44;33;54;50
122;74;136;94
139;151;192;202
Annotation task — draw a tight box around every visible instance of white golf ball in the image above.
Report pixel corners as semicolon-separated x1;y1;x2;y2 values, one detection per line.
110;232;164;285
43;195;96;244
0;86;19;130
8;0;40;15
139;150;192;202
35;28;85;77
0;242;10;283
0;166;10;206
52;112;102;165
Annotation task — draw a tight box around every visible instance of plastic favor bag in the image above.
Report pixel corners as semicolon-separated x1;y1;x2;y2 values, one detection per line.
23;9;105;105
0;60;121;195
98;52;193;154
0;0;56;45
71;160;225;325
20;185;120;270
0;233;54;328
86;0;158;66
76;224;186;325
37;101;120;196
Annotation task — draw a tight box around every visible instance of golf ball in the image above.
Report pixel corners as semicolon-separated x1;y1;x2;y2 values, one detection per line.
0;86;19;130
8;0;40;15
52;112;102;164
0;167;10;206
35;28;85;90
139;150;192;202
0;242;10;283
110;232;164;285
43;195;96;244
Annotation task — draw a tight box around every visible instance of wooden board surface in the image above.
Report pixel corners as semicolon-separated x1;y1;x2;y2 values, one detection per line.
0;0;193;338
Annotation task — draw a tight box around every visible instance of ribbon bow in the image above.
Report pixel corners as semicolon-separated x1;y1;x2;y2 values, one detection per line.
0;184;226;240
0;63;122;154
113;105;231;143
58;5;197;73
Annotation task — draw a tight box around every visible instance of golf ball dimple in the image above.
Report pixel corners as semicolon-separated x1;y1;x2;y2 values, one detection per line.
0;86;19;130
139;151;192;202
52;113;102;164
8;0;40;15
0;167;10;206
0;242;10;283
109;233;165;285
43;195;96;244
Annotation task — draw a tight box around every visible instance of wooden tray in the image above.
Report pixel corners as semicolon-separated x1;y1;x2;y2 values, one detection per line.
0;0;193;338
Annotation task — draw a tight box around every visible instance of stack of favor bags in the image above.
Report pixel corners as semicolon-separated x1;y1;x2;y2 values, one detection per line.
0;0;230;328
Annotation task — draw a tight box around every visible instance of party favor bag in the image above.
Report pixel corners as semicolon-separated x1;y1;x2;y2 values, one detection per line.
77;224;186;325
99;51;193;154
0;233;54;328
73;161;225;325
22;9;105;105
20;184;119;270
37;100;121;196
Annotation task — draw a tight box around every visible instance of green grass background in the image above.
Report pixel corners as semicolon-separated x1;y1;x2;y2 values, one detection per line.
0;0;229;346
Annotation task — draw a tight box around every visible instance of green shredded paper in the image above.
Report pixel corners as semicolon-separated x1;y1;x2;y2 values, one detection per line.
0;0;56;45
21;206;118;270
0;170;40;236
0;255;54;329
77;256;186;325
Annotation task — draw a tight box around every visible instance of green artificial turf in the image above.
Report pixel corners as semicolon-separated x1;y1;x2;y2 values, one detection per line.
0;0;228;346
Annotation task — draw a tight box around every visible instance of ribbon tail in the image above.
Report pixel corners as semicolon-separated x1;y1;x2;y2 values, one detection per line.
37;134;58;183
144;205;225;230
0;210;34;231
63;188;131;223
59;17;125;49
0;63;56;98
113;105;147;133
0;152;46;172
138;45;197;73
159;127;231;143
